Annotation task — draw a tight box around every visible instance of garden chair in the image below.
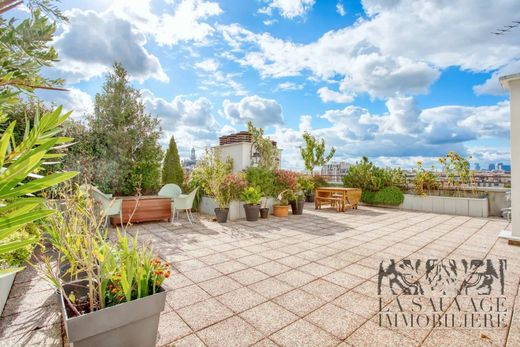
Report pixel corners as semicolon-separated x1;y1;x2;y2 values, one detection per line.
172;187;198;224
80;184;123;227
158;183;182;200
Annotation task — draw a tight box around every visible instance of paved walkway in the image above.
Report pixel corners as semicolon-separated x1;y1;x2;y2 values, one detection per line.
0;205;518;346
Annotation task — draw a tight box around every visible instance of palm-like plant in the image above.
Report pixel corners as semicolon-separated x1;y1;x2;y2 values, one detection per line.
0;106;78;273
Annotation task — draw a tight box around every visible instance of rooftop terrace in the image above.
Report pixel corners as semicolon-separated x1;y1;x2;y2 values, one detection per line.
1;205;518;347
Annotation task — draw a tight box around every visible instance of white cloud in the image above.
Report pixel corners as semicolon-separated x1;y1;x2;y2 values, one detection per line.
199;71;247;96
54;9;168;83
277;82;304;91
267;97;510;170
155;0;223;46
474;60;520;95
336;2;346;16
219;124;236;136
37;88;94;119
141;90;218;130
260;0;315;19
219;0;520;102
222;95;284;128
140;90;221;152
194;59;219;72
318;87;354;103
421;101;510;144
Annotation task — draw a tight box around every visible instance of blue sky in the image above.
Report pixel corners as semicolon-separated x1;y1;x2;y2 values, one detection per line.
35;0;518;170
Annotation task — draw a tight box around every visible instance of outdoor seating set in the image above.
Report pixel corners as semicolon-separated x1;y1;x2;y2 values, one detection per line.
314;187;362;212
81;184;198;225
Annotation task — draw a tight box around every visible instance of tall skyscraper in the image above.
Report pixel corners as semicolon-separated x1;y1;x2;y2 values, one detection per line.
488;163;496;171
474;163;480;171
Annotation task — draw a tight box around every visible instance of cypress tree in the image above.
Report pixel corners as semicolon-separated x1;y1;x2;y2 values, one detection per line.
162;136;184;186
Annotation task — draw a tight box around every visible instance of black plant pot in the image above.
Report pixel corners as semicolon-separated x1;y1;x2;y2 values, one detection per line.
214;208;229;223
244;204;260;222
305;193;315;203
290;199;305;215
260;207;269;219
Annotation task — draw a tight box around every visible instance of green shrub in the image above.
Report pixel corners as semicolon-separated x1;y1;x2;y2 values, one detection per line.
241;187;262;205
361;187;404;206
0;223;40;268
244;167;276;197
343;156;406;191
298;175;315;195
311;175;329;188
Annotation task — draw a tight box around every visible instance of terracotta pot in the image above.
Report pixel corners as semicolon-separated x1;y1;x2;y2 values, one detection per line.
214;208;229;223
243;204;260;221
260;208;269;219
273;204;289;217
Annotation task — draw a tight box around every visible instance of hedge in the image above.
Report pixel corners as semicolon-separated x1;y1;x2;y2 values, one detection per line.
361;186;404;206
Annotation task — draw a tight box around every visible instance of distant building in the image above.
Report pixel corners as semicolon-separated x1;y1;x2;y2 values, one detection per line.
321;162;351;183
503;165;512;173
489;163;496;171
181;147;197;171
474;163;481;171
215;131;282;173
497;162;504;171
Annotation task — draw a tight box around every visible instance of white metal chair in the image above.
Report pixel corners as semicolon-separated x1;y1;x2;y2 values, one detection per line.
172;187;198;224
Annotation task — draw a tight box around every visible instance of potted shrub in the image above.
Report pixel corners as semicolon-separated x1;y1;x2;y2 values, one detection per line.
298;176;315;203
214;173;245;223
290;191;306;215
38;191;170;347
241;187;262;221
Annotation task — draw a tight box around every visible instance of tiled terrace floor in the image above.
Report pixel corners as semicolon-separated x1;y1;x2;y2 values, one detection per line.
1;205;519;347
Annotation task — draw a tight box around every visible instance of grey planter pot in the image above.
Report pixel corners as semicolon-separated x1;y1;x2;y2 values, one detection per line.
214;207;229;223
60;281;166;347
0;272;16;316
243;204;260;221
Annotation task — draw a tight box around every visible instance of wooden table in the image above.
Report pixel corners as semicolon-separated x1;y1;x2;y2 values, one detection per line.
111;196;172;226
314;187;362;212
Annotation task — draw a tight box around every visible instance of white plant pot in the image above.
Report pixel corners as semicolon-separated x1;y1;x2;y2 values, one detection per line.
0;272;16;316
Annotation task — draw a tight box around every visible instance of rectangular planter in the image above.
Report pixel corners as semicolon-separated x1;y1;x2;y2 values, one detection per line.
61;283;166;347
111;196;171;226
400;194;489;218
199;196;275;221
0;272;16;316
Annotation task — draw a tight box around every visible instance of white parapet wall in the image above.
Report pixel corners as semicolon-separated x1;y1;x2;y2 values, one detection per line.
400;194;489;218
199;196;276;221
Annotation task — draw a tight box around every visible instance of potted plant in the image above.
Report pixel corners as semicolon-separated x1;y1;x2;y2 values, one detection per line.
259;197;270;219
290;190;306;215
214;173;245;223
273;190;291;217
298;176;315;203
273;170;299;218
241;187;262;221
38;191;170;347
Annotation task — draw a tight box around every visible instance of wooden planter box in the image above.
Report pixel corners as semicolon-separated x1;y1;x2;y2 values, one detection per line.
111;196;171;226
